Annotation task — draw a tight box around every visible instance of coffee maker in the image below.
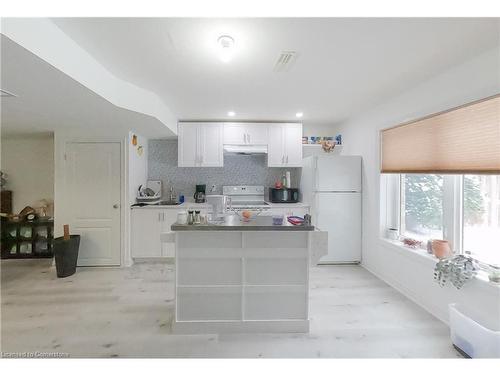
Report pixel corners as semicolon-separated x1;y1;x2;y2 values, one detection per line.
194;184;206;203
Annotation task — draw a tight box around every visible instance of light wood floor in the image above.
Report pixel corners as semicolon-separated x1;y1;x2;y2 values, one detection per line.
1;259;461;358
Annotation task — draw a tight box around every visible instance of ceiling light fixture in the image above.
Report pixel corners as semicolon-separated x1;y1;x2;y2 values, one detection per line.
217;35;235;63
295;112;304;118
227;111;236;117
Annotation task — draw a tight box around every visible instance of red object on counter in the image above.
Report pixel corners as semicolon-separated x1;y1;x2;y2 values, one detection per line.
274;180;283;189
287;216;304;225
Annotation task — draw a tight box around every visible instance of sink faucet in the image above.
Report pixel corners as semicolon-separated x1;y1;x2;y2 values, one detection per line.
169;186;175;202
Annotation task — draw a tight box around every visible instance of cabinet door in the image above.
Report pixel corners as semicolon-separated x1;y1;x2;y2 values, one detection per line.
245;123;269;145
131;209;162;258
223;123;246;145
199;123;223;167
161;210;178;257
284;123;303;167
267;124;285;167
178;123;199;167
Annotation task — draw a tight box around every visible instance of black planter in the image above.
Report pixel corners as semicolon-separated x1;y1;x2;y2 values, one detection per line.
54;235;80;278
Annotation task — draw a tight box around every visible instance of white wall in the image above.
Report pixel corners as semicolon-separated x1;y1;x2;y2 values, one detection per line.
1;134;54;214
128;132;149;204
336;47;500;325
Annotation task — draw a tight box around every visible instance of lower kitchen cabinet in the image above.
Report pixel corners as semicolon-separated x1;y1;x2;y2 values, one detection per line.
131;208;176;258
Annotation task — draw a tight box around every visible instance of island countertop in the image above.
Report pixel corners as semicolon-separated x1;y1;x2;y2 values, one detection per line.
171;215;314;231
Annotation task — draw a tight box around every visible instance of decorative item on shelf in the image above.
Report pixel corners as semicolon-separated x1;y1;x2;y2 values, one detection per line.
434;255;479;289
19;206;36;218
302;136;308;144
0;171;7;190
386;228;399;241
137;145;144;156
335;134;342;145
131;134;137;146
402;237;421;248
321;139;336;153
431;239;452;259
35;199;52;218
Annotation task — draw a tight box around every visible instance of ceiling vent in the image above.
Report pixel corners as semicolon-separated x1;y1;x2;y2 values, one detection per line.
274;51;299;72
0;89;16;98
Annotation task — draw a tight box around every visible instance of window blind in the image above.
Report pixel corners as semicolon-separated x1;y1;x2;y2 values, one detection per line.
380;95;500;174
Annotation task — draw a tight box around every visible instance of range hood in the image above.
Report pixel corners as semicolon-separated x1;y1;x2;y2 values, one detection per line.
223;145;268;155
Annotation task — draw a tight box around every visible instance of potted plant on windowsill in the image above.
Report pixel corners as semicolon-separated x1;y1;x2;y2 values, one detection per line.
434;254;479;289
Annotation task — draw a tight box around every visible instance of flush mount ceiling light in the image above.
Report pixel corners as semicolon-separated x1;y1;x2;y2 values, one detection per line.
227;111;236;117
295;112;304;118
217;35;235;63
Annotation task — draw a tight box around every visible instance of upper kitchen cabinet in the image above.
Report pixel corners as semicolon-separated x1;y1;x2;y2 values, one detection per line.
267;123;303;167
178;122;224;167
223;123;269;145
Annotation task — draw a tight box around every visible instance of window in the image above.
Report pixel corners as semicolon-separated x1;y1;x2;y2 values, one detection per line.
463;175;500;265
386;174;500;266
401;174;444;241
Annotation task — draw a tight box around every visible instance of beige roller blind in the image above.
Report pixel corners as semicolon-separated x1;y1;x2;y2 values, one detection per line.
381;95;500;174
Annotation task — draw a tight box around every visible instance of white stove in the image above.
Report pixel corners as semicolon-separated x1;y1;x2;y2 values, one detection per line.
222;186;271;211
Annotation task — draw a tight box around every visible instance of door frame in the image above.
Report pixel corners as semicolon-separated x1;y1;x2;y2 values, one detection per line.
55;135;128;267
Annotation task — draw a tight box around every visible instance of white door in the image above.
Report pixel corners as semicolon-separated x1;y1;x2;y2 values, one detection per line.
284;124;303;167
223;123;246;145
316;155;362;192
65;142;121;266
199;123;223;167
267;124;285;167
316;192;361;263
245;123;269;145
131;209;162;258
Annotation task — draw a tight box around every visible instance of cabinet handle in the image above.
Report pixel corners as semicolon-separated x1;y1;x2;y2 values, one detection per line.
286;155;289;163
243;134;247;143
247;133;250;143
282;155;285;164
158;213;161;221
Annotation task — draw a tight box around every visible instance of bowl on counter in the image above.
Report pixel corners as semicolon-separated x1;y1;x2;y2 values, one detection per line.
272;215;284;225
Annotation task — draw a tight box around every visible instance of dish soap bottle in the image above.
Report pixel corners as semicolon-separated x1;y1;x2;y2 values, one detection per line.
281;173;287;188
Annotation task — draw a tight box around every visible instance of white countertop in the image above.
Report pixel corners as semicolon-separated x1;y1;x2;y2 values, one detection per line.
131;201;310;209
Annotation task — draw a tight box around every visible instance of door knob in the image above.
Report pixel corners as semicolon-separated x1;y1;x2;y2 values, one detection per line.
113;204;119;209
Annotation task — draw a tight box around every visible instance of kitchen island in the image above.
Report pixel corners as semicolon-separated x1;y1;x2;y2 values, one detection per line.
171;215;316;334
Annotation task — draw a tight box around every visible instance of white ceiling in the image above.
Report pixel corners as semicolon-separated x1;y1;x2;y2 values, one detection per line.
0;35;173;137
51;18;500;127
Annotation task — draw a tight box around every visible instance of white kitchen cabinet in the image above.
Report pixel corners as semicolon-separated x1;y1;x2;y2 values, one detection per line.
223;123;268;145
178;122;223;167
267;123;303;167
131;209;163;258
131;208;178;258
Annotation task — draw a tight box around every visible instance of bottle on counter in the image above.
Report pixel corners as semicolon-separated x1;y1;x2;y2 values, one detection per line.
285;171;291;188
194;210;201;224
281;173;287;187
187;210;194;225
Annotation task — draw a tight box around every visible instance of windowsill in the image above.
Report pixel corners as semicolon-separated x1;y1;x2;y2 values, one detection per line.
379;237;500;290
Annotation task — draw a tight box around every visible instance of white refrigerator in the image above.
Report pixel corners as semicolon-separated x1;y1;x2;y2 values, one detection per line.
300;155;362;264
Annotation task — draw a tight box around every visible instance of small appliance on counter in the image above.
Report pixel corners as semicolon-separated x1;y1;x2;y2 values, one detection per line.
136;180;162;204
269;188;299;203
206;195;230;220
194;184;206;203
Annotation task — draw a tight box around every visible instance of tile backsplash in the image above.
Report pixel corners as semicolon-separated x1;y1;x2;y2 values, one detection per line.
148;139;301;200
